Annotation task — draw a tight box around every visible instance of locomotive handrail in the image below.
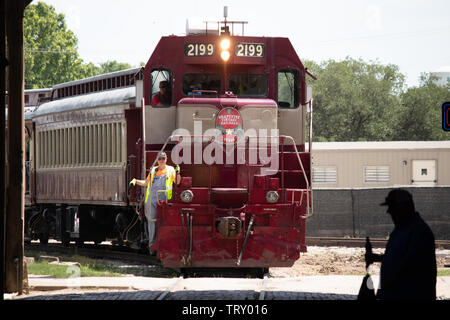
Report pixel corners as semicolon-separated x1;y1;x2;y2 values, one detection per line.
214;205;247;212
191;90;219;98
307;99;314;219
192;111;217;121
246;135;312;219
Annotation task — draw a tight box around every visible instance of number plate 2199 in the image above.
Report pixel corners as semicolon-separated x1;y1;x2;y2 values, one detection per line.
185;43;215;56
235;43;265;57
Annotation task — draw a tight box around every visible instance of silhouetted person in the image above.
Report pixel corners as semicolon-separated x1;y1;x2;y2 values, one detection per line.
366;189;437;300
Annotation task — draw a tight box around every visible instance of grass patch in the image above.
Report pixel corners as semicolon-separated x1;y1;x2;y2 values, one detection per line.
25;250;177;278
438;269;450;277
27;261;124;278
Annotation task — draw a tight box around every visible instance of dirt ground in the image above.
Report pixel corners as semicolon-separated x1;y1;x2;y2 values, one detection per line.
270;246;450;277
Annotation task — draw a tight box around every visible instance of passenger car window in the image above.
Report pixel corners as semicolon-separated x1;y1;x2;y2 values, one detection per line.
182;73;221;96
228;74;268;97
277;69;300;108
151;69;172;107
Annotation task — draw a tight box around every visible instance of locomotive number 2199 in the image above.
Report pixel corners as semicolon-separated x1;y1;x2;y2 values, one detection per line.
185;43;215;56
235;43;265;57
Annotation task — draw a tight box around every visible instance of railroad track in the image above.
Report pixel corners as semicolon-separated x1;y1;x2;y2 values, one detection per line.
305;237;450;249
26;236;450;266
154;273;270;300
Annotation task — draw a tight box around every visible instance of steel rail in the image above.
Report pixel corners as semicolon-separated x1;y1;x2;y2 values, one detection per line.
258;273;269;300
156;275;184;300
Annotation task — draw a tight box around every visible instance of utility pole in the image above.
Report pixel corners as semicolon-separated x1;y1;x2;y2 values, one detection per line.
4;0;31;295
0;0;6;299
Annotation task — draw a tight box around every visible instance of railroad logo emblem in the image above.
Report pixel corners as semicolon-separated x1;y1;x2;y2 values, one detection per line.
216;107;243;143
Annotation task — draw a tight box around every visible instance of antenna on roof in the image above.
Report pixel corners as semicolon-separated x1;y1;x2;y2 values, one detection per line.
221;6;230;35
191;6;247;36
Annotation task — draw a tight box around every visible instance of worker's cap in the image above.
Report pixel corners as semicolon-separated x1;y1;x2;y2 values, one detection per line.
157;152;167;159
380;189;414;207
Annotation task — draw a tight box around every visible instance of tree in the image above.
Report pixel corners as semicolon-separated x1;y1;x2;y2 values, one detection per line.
23;2;94;89
395;73;450;141
304;57;405;141
98;61;132;74
23;2;135;89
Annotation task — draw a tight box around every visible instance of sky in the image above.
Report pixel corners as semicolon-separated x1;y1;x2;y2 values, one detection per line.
36;0;450;88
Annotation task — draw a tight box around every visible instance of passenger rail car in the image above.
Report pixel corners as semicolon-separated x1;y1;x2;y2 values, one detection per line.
26;21;314;269
27;68;144;246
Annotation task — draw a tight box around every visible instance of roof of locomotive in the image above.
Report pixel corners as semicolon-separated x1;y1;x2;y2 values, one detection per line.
32;86;135;118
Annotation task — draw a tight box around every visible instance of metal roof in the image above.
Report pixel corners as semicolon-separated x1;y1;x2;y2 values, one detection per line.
24;88;52;93
52;67;142;89
32;86;135;118
432;66;450;73
24;106;37;120
5;106;36;121
307;141;450;151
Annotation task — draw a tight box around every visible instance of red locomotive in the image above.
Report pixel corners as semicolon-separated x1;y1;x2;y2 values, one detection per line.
26;18;314;270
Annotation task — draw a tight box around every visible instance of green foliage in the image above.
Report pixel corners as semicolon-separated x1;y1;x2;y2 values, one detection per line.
395;73;450;141
24;2;135;89
305;57;405;141
304;57;449;141
98;61;133;74
24;2;90;88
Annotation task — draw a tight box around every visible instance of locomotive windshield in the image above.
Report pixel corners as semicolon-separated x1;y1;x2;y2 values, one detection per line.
182;73;221;96
228;74;267;97
151;69;172;107
277;69;300;108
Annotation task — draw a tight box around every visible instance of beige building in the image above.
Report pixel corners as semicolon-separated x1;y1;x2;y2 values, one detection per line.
431;66;450;89
308;141;450;189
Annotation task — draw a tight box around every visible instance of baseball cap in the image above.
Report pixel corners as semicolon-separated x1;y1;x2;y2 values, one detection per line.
380;189;413;206
158;152;167;159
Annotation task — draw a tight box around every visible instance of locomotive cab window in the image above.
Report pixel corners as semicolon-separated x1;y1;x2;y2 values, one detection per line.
277;69;300;108
228;74;268;97
151;69;172;107
182;73;221;96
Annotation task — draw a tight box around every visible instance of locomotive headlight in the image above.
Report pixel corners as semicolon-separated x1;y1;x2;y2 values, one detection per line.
220;38;231;50
180;190;194;203
220;50;230;62
266;190;279;204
